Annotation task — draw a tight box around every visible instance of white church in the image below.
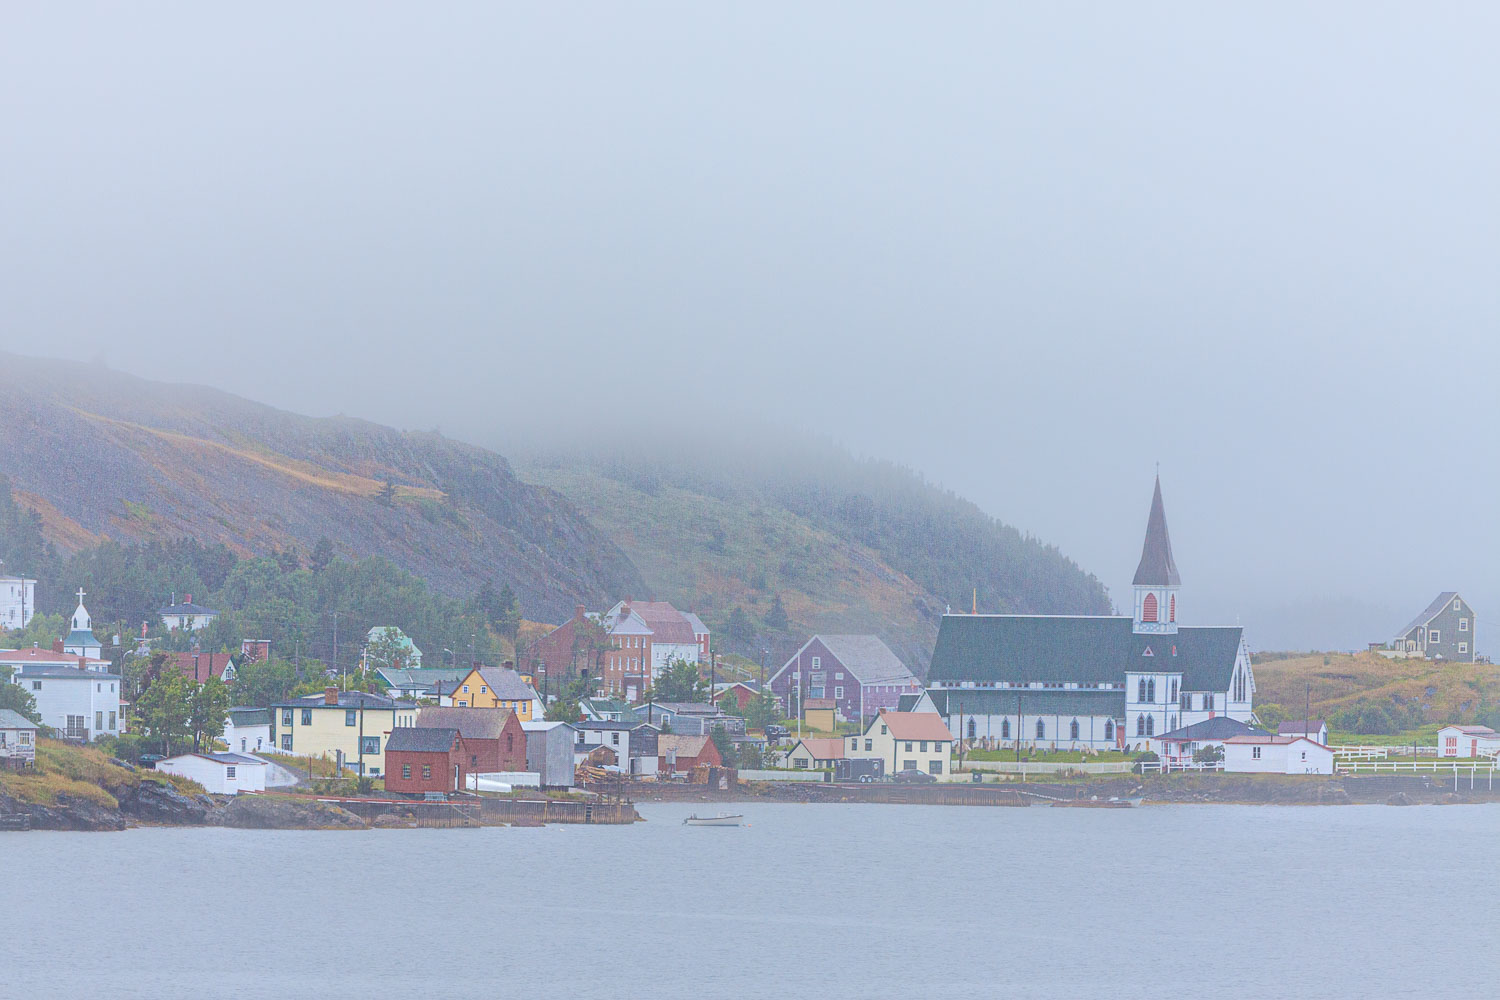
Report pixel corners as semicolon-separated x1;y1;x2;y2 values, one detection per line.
922;477;1254;751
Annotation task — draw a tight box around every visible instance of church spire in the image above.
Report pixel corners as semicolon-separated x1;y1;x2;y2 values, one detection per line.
1132;475;1180;635
1132;475;1181;587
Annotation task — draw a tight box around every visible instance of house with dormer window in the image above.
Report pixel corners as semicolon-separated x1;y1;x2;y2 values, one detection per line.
923;477;1255;752
1388;593;1477;662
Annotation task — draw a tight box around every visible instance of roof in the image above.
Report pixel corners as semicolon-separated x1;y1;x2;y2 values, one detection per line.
681;612;709;636
1156;716;1262;741
876;710;954;742
789;737;845;760
1440;725;1499;736
622;601;698;645
13;665;121;680
159;602;218;615
0;647;108;667
227;708;271;727
775;635;918;687
1398;592;1461;637
926;688;1126;718
804;699;836;710
163;752;265;766
649;702;720;715
896;693;923;712
385;727;461;754
416;706;515;740
473;666;541;702
1224;734;1329;748
0;709;37;729
576;720;637;731
162;650;235;683
1277;720;1327;735
376;667;470;690
272;691;414;710
928;615;1242;691
1132;476;1181;586
657;734;712;758
520;720;576;733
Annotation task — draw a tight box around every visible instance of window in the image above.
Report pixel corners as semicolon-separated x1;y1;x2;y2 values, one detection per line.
811;657;821;669
1147;679;1156;702
967;719;976;739
904;741;913;752
1460;642;1470;654
1204;694;1215;712
281;709;293;726
1142;592;1158;623
611;732;620;745
864;740;872;751
793;757;808;769
361;736;380;755
402;764;412;779
1136;716;1146;737
280;734;292;750
1252;746;1262;759
506;734;515;752
31;681;40;691
1455;598;1463;611
880;725;887;735
1104;720;1114;740
108;711;116;730
422;765;431;779
300;709;312;726
1069;719;1080;740
95;711;103;731
19;732;29;746
462;685;469;693
1180;692;1190;710
1035;719;1045;740
1145;716;1155;736
929;759;943;775
919;741;928;752
345;710;357;726
480;686;487;694
1137;678;1146;701
834;687;844;699
1430;630;1441;644
1001;719;1010;739
849;738;858;751
1460;619;1469;632
241;738;247;751
1169;594;1176;622
835;672;844;680
903;759;917;771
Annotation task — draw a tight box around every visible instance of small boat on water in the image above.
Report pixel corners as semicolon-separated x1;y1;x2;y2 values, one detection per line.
684;813;744;827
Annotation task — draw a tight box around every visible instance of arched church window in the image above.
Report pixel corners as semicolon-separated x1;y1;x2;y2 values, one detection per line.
1136;716;1145;736
1001;718;1010;740
967;718;976;739
1169;594;1176;622
1104;719;1114;740
1146;716;1155;736
1147;679;1156;702
1035;719;1045;740
1142;592;1158;623
1138;679;1147;701
1069;719;1080;740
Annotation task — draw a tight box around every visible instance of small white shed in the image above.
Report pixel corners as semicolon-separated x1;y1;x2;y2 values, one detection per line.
1223;735;1334;775
156;752;268;794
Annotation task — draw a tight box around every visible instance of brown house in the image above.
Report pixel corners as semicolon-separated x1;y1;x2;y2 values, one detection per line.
415;706;527;773
384;727;469;795
657;734;722;774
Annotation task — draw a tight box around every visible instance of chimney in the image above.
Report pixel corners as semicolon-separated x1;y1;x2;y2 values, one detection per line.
52;639;64;654
184;594;192;605
504;660;514;671
324;686;339;705
575;604;586;620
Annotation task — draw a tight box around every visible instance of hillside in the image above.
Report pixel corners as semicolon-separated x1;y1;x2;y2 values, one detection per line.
1252;651;1500;732
0;353;646;623
516;443;1111;671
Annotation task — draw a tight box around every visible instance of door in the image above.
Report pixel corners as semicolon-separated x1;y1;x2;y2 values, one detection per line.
453;763;460;791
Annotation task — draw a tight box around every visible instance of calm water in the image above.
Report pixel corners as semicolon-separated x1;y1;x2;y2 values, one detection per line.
3;802;1495;999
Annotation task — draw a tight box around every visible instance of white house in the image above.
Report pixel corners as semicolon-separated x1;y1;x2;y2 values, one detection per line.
0;708;38;766
156;752;267;794
1223;734;1334;775
1277;720;1329;745
224;707;272;755
0;574;37;631
1151;716;1263;766
573;720;658;776
11;661;122;741
159;595;219;632
1436;725;1500;759
847;710;954;777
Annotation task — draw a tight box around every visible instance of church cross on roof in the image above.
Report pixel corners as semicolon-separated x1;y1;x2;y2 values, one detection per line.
1132;475;1181;587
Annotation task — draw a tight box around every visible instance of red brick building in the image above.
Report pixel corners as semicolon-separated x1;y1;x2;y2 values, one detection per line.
415;706;527;773
161;648;236;684
384;727;469;795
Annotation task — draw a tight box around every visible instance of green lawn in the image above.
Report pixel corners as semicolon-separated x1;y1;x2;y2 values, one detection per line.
960;749;1131;764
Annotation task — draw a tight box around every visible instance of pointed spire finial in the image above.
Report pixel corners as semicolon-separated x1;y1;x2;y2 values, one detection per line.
1132;475;1181;587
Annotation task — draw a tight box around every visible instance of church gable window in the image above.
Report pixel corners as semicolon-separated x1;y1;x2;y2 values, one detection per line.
1142;593;1158;622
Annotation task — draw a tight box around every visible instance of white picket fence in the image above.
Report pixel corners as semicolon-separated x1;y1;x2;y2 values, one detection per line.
1136;759;1222;774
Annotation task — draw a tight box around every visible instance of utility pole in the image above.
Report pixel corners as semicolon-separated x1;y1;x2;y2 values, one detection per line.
332;612;340;689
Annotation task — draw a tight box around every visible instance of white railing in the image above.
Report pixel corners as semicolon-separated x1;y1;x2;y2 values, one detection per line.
1332;745;1439;760
1137;759;1222;774
1337;760;1497;774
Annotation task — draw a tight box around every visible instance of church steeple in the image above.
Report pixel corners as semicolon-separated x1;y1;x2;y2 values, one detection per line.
1132;476;1180;634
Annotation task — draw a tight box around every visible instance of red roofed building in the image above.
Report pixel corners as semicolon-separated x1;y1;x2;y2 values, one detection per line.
162;649;237;684
0;644;111;674
525;598;712;704
850;709;954;777
657;733;722;774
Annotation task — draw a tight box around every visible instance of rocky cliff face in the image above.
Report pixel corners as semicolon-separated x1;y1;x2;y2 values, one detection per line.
0;353;646;621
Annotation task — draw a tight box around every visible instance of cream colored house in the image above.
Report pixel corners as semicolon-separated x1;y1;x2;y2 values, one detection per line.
269;687;418;776
848;709;954;777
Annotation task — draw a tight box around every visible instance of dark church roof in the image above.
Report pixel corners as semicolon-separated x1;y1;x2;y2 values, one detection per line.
927;687;1125;720
927;615;1242;693
1132;476;1181;587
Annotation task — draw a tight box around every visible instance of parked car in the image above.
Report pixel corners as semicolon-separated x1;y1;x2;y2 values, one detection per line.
891;768;936;784
138;754;166;769
764;725;790;740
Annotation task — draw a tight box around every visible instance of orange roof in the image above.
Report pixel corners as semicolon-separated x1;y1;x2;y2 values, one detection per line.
794;738;846;760
877;710;954;741
1224;734;1329;748
0;647;106;667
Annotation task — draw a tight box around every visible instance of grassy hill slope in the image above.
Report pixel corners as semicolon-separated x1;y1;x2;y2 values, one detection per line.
1253;651;1500;733
0;353;646;623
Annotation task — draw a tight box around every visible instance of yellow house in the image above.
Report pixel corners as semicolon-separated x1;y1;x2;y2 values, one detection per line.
269;688;419;776
445;666;544;721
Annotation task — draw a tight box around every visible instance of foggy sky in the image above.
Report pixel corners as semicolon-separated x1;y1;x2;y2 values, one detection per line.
3;3;1497;654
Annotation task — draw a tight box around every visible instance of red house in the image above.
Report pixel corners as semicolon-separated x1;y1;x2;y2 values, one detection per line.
657;734;722;774
712;682;758;712
415;707;527;773
161;648;236;683
384;727;469;795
